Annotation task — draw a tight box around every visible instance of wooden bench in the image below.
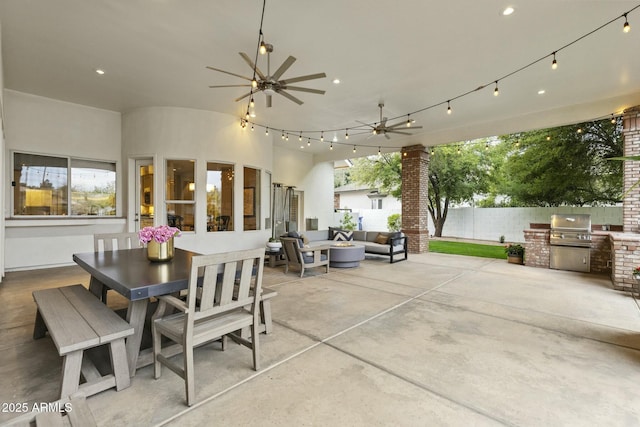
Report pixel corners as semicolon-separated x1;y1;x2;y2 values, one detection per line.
33;285;134;400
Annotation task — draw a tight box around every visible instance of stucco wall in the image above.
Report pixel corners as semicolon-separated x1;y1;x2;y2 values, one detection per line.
3;91;123;270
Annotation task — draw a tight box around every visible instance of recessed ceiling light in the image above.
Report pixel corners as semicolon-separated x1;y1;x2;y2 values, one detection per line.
538;89;546;95
502;6;514;16
332;78;340;84
95;69;105;75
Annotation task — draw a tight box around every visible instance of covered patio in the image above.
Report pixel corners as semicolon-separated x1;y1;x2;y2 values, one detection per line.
2;254;639;426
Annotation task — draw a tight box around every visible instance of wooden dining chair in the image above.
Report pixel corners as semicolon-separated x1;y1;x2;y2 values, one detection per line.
281;237;331;277
152;248;265;406
94;232;141;252
92;232;141;302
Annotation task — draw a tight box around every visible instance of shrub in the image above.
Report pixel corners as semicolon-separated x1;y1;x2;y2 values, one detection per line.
387;214;402;232
504;243;525;256
340;211;357;231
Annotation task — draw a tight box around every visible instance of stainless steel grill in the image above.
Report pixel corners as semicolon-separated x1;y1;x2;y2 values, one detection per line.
549;214;591;272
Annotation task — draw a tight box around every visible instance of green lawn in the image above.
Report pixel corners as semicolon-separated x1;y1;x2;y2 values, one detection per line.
429;240;507;259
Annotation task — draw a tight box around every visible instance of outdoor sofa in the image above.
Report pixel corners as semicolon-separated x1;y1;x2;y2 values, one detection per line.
297;228;408;263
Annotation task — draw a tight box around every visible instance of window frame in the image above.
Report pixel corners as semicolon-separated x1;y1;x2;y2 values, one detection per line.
164;158;196;232
11;150;118;218
206;161;235;232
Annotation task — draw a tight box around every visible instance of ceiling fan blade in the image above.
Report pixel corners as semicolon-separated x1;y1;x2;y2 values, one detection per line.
355;120;375;129
280;72;326;85
385;133;391;140
234;92;253;102
209;84;252;88
238;52;266;80
277;89;304;105
266;94;272;108
388;130;412;135
380;117;388;128
281;86;325;95
271;56;297;81
205;66;252;81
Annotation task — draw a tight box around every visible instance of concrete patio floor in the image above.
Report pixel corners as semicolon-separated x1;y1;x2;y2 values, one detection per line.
1;252;640;426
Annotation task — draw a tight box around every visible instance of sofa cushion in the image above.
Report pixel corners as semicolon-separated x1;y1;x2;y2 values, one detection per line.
374;233;389;244
352;230;367;241
333;229;354;241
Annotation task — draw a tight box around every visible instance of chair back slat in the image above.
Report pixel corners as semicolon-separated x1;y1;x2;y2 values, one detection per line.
94;232;140;252
198;263;219;311
186;249;265;321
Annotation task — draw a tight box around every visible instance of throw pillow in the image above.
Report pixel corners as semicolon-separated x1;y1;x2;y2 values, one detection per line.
374;233;389;244
333;230;354;241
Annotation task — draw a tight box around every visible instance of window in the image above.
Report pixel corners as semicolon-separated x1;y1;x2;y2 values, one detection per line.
13;152;116;216
166;159;195;231
371;198;383;210
243;167;260;231
206;162;234;232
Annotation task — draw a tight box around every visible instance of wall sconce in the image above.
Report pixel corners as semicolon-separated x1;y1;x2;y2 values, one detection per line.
188;182;195;192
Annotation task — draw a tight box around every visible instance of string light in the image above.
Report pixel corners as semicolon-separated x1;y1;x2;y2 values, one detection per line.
623;13;631;33
251;123;254;131
240;4;637;153
329;143;333;150
378;146;381;156
259;40;267;54
250;97;255;108
299;132;302;141
430;147;435;156
353;145;357;153
515;140;520;147
307;138;311;147
457;146;461;154
285;133;289;141
485;141;489;150
577;127;582;133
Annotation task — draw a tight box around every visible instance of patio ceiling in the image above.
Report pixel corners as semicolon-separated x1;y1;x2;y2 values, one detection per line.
1;0;639;161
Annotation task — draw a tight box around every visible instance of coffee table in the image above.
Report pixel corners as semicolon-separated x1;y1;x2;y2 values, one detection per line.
329;243;365;268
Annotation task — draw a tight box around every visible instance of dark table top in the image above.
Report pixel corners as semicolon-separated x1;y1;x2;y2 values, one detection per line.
73;248;199;301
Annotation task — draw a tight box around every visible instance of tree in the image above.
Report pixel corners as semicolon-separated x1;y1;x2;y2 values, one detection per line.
497;119;622;206
428;142;493;236
350;154;402;198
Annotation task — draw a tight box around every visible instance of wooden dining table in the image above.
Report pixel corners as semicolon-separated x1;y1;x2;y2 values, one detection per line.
73;247;198;377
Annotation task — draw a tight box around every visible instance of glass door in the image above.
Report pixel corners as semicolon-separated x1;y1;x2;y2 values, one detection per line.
135;158;154;231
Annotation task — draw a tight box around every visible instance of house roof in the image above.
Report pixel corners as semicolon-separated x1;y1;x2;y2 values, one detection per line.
1;1;639;161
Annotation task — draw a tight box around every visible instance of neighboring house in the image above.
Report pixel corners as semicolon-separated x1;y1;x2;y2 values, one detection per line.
334;182;401;231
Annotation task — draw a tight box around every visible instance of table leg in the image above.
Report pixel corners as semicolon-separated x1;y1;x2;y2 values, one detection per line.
125;299;148;377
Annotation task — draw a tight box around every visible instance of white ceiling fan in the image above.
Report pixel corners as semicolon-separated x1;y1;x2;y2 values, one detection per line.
357;103;424;139
207;43;326;107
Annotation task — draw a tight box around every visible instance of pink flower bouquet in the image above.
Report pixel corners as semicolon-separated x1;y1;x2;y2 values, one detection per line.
138;225;181;244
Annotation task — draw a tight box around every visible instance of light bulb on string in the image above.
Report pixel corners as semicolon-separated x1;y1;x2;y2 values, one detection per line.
345;129;349;140
551;52;558;70
515;140;520;147
577;127;582;134
378;147;381;156
285;133;289;141
353;146;356;153
406;115;411;127
250;97;255;108
623;13;631;33
329;143;333;150
307;138;311;147
245;110;250;120
611;115;616;124
251;78;258;88
546;135;551;141
265;127;269;136
259;41;267;55
251;123;254;131
457;146;461;154
485;141;489;150
299;132;302;142
281;131;285;140
494;81;499;97
447;101;452;115
320;132;324;142
430;147;435;156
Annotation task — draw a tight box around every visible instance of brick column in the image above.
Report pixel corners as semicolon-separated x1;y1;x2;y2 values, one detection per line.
401;145;429;253
623;106;640;232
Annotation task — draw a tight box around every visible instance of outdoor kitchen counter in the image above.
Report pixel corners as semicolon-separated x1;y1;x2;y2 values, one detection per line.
523;228;612;274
